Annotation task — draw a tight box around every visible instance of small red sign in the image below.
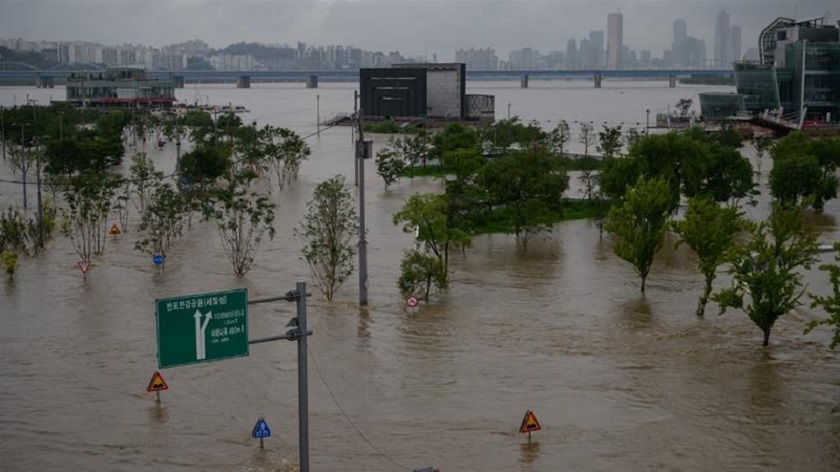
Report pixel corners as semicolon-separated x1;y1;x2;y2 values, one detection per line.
78;260;91;276
146;371;169;392
406;296;419;308
109;224;121;236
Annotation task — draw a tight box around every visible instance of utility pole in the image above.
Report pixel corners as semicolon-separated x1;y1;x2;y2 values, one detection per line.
30;99;43;249
353;90;359;185
1;105;6;161
356;106;369;306
295;281;310;472
20;123;28;211
58;111;64;140
316;94;320;139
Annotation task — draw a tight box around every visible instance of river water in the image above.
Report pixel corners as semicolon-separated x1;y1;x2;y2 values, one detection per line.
1;81;839;472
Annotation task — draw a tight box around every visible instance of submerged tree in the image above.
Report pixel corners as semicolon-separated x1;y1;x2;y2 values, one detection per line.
713;204;819;346
397;248;447;303
205;169;276;276
546;119;571;157
808;243;840;349
604;176;673;293
296;175;358;301
62;172;121;261
375;146;406;189
578;122;596;157
393;193;471;284
672;196;744;316
134;182;190;265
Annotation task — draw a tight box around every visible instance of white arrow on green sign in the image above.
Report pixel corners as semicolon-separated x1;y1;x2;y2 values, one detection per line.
156;288;249;368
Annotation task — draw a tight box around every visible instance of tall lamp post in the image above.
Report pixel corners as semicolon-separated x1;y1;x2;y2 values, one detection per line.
645;109;651;135
29;98;44;250
1;105;6;161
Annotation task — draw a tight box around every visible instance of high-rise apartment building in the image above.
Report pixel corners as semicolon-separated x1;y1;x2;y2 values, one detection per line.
730;26;742;61
588;30;605;68
673;19;687;45
566;38;577;68
607;12;623;69
714;9;731;65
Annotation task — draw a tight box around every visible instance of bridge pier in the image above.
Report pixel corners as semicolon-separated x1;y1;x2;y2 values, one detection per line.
306;75;318;89
593;73;602;88
520;75;529;88
669;75;677;88
236;75;251;88
36;76;55;88
173;75;185;88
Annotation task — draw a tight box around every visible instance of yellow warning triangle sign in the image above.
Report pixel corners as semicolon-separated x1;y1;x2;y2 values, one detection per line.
519;410;542;433
146;371;169;392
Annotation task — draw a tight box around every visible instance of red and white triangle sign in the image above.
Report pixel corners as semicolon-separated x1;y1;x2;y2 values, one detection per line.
78;260;91;276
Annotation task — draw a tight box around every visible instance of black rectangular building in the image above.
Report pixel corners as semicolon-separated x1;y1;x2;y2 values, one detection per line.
359;68;427;119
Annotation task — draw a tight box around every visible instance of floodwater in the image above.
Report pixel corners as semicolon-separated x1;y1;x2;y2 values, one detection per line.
1;81;839;472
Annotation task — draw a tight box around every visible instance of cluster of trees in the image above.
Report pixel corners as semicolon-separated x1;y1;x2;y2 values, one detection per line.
374;116;840;348
599;130;840;346
1;104;311;278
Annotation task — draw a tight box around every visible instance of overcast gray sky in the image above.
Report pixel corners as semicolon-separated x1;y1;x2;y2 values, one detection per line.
0;1;836;59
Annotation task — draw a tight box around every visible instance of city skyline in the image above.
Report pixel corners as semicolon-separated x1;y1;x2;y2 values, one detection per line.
0;1;836;60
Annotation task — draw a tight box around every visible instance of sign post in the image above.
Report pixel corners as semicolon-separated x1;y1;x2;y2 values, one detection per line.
146;371;169;402
519;409;542;442
155;289;249;369
252;417;271;448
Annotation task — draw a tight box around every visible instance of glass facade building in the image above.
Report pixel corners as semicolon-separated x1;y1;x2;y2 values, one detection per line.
702;18;840;123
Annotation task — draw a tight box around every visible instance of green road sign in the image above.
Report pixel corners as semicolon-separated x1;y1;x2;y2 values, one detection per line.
156;288;249;369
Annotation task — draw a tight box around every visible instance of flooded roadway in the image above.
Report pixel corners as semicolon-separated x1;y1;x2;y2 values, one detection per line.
1;83;839;471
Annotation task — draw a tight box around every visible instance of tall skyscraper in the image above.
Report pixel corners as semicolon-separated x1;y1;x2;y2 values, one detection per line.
566;38;577;68
714;9;731;65
730;25;742;62
607;12;623;69
589;30;605;68
673;19;687;45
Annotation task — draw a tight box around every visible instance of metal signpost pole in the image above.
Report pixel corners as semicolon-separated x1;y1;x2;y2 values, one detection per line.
296;281;310;472
357;109;368;306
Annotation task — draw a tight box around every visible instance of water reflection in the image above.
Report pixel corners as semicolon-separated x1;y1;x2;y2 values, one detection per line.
519;440;541;465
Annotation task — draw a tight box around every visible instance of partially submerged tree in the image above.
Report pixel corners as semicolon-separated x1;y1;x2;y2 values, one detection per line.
296;175;358;301
604;176;673;293
62;172;121;261
713;204;819;346
808;243;840;349
478;147;568;248
597;124;623;159
375;146;406;189
134;182;190;265
671;196;743;316
578;122;596;156
546;119;571;157
128;152;163;221
397;249;447;303
205;169;276;276
393;193;472;283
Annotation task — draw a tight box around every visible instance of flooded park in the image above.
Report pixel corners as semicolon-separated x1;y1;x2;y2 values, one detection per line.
2;81;839;471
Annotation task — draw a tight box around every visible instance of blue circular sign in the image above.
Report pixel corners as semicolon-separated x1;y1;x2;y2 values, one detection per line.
152;254;165;266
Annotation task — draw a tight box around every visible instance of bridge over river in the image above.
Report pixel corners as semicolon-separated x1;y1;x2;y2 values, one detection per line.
0;62;732;89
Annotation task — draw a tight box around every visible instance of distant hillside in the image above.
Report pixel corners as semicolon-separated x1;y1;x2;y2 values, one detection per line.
221;42;295;61
0;46;56;69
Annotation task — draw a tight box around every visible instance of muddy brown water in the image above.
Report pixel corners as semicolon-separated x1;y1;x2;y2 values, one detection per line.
1;83;839;471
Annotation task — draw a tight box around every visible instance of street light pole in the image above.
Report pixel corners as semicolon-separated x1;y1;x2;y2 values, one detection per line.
646;109;651;135
30;99;44;250
507;102;511;120
1;105;6;161
356;107;369;307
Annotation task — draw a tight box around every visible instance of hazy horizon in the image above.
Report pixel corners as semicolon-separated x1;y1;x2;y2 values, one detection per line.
1;1;836;59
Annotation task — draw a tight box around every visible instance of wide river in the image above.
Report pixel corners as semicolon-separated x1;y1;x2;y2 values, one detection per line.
1;81;839;471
